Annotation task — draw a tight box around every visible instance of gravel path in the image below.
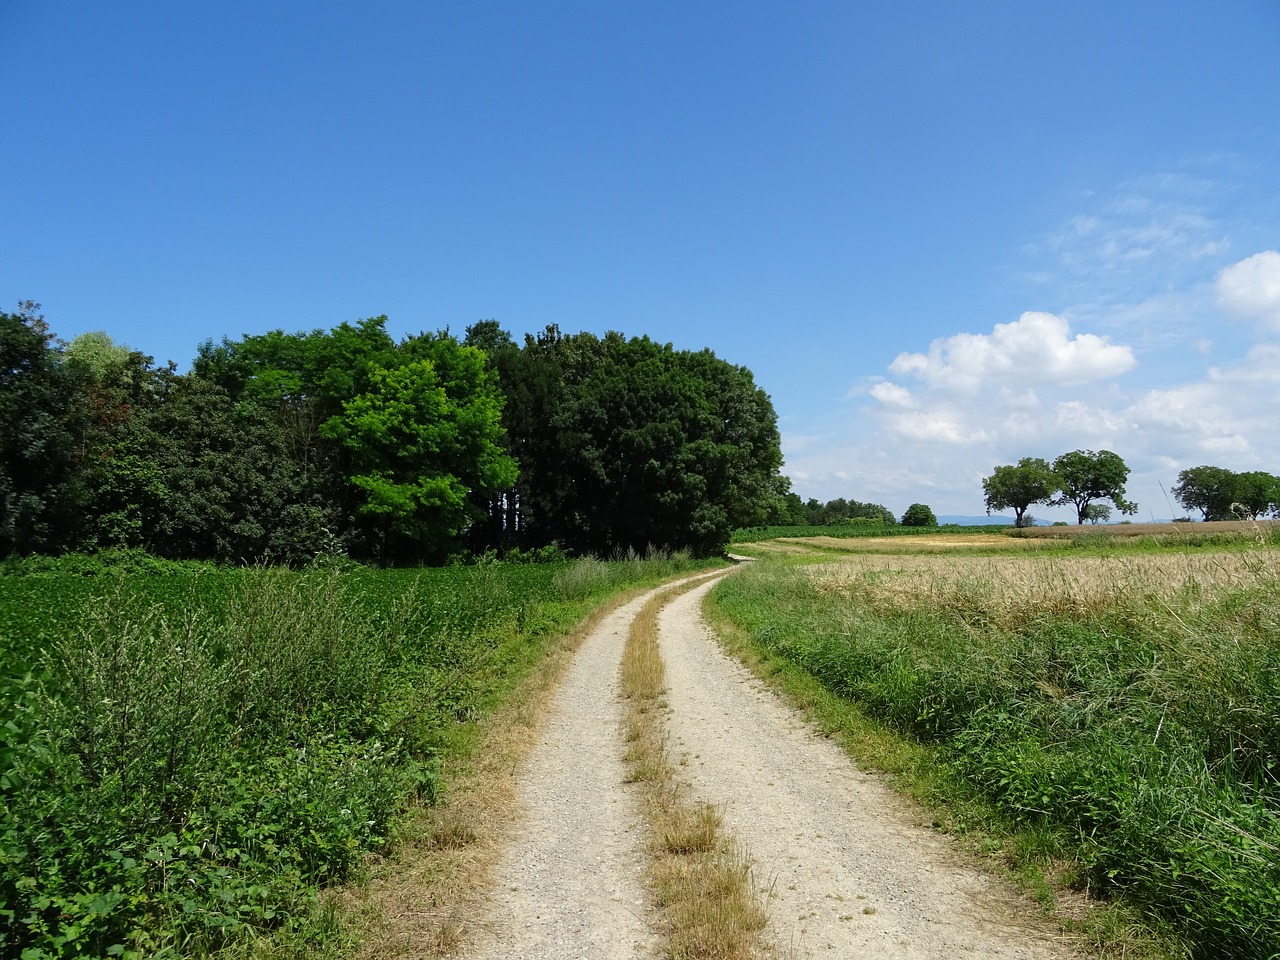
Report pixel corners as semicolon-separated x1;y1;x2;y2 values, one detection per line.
658;576;1077;959
465;572;725;960
462;567;1078;959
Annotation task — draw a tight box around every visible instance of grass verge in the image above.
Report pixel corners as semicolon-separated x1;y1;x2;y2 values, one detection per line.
703;549;1280;959
621;572;770;960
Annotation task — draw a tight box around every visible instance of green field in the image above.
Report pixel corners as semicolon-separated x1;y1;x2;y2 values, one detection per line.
710;532;1280;959
0;552;707;959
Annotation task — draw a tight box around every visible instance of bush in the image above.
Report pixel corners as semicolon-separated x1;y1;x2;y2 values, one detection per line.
900;503;937;527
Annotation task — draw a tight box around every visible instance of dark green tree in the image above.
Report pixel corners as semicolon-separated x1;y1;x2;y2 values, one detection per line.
1231;471;1280;520
0;302;79;553
139;377;328;563
900;503;938;527
1052;449;1137;525
982;457;1059;528
1171;465;1239;520
473;326;783;557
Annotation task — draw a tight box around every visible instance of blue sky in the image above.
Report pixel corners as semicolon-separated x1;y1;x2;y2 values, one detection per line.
4;2;1279;521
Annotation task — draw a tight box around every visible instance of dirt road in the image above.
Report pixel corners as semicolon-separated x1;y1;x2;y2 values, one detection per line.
462;568;1077;959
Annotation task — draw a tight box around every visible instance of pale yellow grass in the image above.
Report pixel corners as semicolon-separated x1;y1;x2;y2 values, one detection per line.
622;577;771;960
809;550;1278;625
778;533;1049;553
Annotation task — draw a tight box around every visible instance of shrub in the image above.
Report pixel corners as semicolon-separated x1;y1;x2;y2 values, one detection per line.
900;503;938;527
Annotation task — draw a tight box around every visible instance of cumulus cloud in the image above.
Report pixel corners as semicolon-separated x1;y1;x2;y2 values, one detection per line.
867;381;914;408
1217;250;1280;331
887;312;1135;392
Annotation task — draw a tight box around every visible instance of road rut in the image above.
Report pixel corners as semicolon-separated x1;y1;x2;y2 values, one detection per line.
462;568;1077;959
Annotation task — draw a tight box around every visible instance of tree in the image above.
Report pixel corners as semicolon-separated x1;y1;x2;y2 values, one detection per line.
1083;503;1112;524
900;503;937;527
320;335;517;562
1230;471;1280;520
476;327;784;557
0;302;79;553
1052;449;1137;525
1172;465;1239;520
982;457;1058;527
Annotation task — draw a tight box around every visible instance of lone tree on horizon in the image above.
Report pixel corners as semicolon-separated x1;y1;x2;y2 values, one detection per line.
1052;449;1137;525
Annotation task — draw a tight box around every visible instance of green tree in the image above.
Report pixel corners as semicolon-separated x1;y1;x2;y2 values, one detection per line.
321;335;517;562
982;457;1058;528
477;327;783;557
0;302;79;553
139;377;327;563
1083;502;1112;524
900;503;937;527
1171;465;1239;520
1231;471;1280;520
1052;449;1137;525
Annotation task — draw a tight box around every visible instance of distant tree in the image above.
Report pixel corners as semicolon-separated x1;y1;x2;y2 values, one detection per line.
1083;502;1112;524
848;500;896;524
1052;449;1137;525
1172;465;1239;520
1231;471;1280;520
982;457;1058;527
900;503;937;527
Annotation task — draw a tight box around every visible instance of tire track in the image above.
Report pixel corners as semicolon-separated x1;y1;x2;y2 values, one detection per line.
657;577;1079;959
464;572;725;960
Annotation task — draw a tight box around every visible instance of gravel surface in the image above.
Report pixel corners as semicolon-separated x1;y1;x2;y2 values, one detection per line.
658;577;1078;959
465;573;723;960
463;567;1078;959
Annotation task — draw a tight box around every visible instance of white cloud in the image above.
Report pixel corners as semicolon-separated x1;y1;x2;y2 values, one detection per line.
867;381;914;408
1217;250;1280;331
885;410;989;444
783;167;1279;519
888;312;1135;392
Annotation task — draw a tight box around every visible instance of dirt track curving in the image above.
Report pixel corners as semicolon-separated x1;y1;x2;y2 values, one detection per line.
460;567;1078;959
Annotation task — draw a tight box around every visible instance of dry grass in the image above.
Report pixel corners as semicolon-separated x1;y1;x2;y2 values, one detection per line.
1009;519;1279;539
780;533;1048;553
621;576;771;960
808;550;1279;627
346;589;648;960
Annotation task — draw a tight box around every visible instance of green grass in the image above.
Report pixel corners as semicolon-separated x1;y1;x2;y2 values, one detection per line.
706;545;1280;960
0;550;708;959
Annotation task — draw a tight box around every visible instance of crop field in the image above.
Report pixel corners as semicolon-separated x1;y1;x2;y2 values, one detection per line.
0;552;705;959
709;534;1280;959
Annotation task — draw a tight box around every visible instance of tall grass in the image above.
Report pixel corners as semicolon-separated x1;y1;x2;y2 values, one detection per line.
708;549;1280;959
0;552;707;959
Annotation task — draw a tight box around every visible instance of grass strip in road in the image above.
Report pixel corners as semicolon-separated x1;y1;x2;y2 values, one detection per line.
621;573;770;960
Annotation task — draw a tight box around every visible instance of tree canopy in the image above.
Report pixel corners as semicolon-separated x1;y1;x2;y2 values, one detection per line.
900;503;937;527
1051;449;1138;525
2;309;789;564
467;324;784;557
982;457;1058;527
1172;465;1279;521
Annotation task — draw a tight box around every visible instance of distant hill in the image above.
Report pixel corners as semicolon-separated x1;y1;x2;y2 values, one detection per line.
937;515;1020;526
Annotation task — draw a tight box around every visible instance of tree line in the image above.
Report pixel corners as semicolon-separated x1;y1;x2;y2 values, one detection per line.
983;449;1280;526
1;303;784;563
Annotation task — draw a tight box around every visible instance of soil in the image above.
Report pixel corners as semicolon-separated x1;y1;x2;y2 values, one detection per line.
459;567;1079;959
